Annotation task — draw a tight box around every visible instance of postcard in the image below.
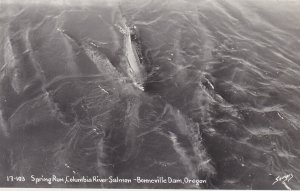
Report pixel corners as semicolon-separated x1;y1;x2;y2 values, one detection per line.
0;0;299;190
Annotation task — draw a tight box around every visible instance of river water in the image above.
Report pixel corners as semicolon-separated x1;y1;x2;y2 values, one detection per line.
0;0;300;189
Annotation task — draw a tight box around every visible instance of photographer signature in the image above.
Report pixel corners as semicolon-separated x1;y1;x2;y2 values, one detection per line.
272;174;294;190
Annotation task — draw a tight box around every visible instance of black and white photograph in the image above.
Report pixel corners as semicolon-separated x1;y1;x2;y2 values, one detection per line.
0;0;299;189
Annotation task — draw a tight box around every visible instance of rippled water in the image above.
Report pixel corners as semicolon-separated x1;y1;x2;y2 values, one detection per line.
0;0;300;189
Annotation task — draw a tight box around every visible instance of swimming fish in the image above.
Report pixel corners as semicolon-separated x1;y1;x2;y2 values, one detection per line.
115;18;145;91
